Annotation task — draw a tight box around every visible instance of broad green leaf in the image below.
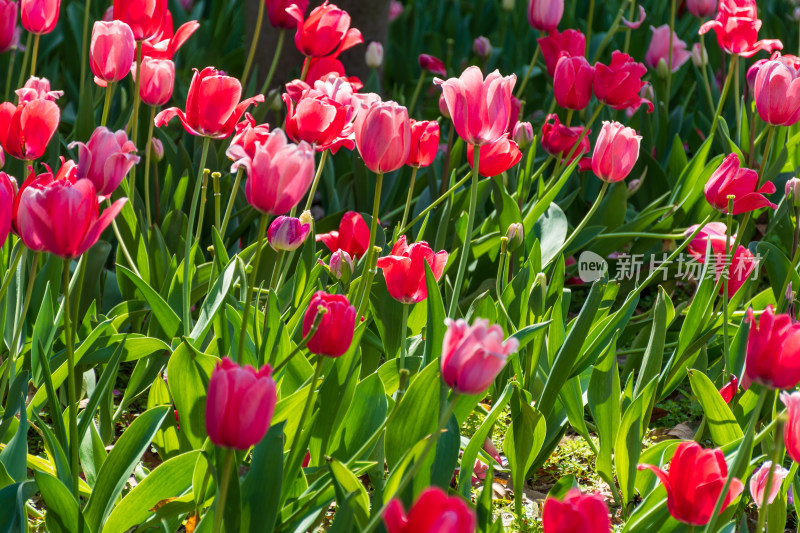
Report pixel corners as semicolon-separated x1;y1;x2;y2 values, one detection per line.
240;422;285;533
588;337;621;491
189;257;239;343
35;472;91;533
688;369;743;446
327;459;370;527
167;342;217;450
423;262;446;367
615;379;656;505
117;265;181;339
503;387;546;512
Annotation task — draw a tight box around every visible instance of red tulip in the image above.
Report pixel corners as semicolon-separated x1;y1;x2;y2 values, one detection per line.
749;462;789;507
205;357;277;450
0;97;59;161
226;114;272;171
287;1;363;58
15;76;62;104
284;90;351;153
267;0;309;29
140;10;199;60
541;114;590;164
684;222;757;298
376;236;448;304
302;291;356;357
15;162;126;258
591;121;641;183
383;487;476;533
268;215;311;251
406;120;440;168
354;99;411;174
542;489;611;533
593;51;653;113
419;54;446;77
466;135;522;177
687;0;717;18
20;0;59;35
527;0;563;32
440;318;518;395
113;0;166;41
316;211;371;258
754;59;800;126
538;29;586;78
638;441;744;526
700;0;782;58
139;57;175;107
0;172;16;248
781;391;800;463
241;128;315;215
90;21;136;88
70;127;139;197
718;375;738;403
744;306;800;390
302;57;363;89
155;67;264;139
435;66;516;146
646;24;692;73
704;153;776;215
0;0;19;53
554;55;594;110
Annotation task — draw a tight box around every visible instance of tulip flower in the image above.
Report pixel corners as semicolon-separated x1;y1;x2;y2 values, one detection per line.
505;223;524;250
440;318;519;395
406;120;440;168
205;357;277;450
268;214;311;251
700;0;782;58
328;249;354;282
473;36;492;59
754;59;800;126
704;153;776;215
302;57;360;88
513;121;534;150
226;114;272;171
376;236;448;304
0;172;16;248
692;43;709;67
622;5;646;29
240;128;315;215
645;25;692;73
591;121;641;183
719;375;738;403
139;57;175;107
316;211;371;258
466;135;522;177
594;51;653;112
267;0;309;29
542;489;611;533
354;99;411;174
15;163;126;258
383;487;476;533
554;55;594;111
389;0;403;22
90;21;136;87
0;0;19;53
70;127;140;197
638;441;744;525
750;462;789;507
419;54;446;77
284;91;351;153
140;10;199;61
435;66;516;146
684;222;757;297
365;41;384;68
0;97;59;161
527;0;563;32
20;0;59;35
541;114;591;164
155;67;264;139
287;1;363;58
15;76;63;103
781;392;800;463
744;306;800;390
538;29;586;78
302;291;356;357
113;0;166;41
687;0;717;18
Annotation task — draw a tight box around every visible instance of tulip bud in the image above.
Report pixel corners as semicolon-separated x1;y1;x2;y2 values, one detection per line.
531;272;547;317
505;223;524;250
794;6;800;22
787;177;800;207
151;138;164;161
692;42;708;67
438;93;451;119
473;36;492;59
627;178;642;195
268;215;312;251
502;0;514;10
365;41;384;69
329;249;354;284
656;57;670;79
512;122;534;150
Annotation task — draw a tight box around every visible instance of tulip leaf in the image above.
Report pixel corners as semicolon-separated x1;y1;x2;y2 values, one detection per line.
34;471;90;533
503;386;546;514
423;261;446;367
634;288;669;399
240;422;285;533
615;378;656;506
327;458;370;527
588;336;621;491
688;369;743;446
0;481;38;533
189;256;239;343
330;373;388;459
117;265;181;340
166;342;217;450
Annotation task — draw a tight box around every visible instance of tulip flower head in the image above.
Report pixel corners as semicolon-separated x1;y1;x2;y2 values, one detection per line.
382;487;476;533
542;489;611;533
328;249;354;282
699;0;782;57
513;121;534;150
365;41;384;68
541;114;591;164
226;114;272;171
354;99;411;174
704;153;776;215
593;51;653;112
466;135;522;177
781;391;800;463
684;222;757;298
90;20;136;87
527;0;563;32
284;88;352;153
287;1;363;59
0;172;16;248
139;57;175;107
302;291;357;357
0;95;60;161
419;54;447;77
140;11;199;61
316;211;371;258
645;25;692;73
744;306;800;390
406;120;441;168
113;0;166;41
20;0;60;35
70;127;140;197
553;55;594;111
16;76;63;103
0;0;18;53
687;0;718;18
591;121;641;183
749;462;789;507
268;215;312;251
267;0;309;29
538;29;586;78
754;59;800;126
376;236;448;304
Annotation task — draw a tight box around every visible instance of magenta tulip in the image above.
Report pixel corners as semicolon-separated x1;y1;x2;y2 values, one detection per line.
591;121;641;183
744;306;800;390
90;20;136;87
302;291;356;357
70;127;140;197
754;59;800;126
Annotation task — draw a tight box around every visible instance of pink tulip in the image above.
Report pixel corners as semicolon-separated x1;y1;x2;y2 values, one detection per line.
554;55;594;110
700;0;782;58
242;128;315;215
440;318;519;395
687;0;717;18
267;0;309;30
0;172;16;248
543;489;611;533
622;5;647;29
268;215;311;251
704;153;776;215
754;59;800;126
70;127;140;197
645;25;692;73
139;57;175;107
226;114;272;172
745;306;800;390
20;0;59;35
140;10;199;61
15;76;63;103
113;0;166;41
513;121;534;149
90;21;136;87
354;99;411;174
749;462;789;507
383;487;476;533
0;97;60;161
591;121;641;183
781;391;800;463
527;0;563;32
684;222;756;298
538;29;586;77
435;66;516;146
302;291;356;357
419;54;446;77
0;0;19;53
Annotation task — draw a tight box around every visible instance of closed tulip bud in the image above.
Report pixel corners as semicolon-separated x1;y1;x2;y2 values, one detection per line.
287;2;363;58
531;272;546;317
692;42;709;67
20;0;59;35
388;0;403;22
113;0;166;41
755;59;800;126
750;462;790;507
365;41;383;68
781;392;800;463
704;153;776;215
0;97;60;161
592;121;641;183
527;0;563;32
441;318;519;395
473;36;492;59
139;57;175;107
502;0;514;11
686;0;717;18
656;58;670;79
505;223;524;251
419;54;447;77
205;357;277;450
90;21;136;87
786;177;800;207
268;215;311;251
354;99;411;174
316;211;371;258
302;291;356;357
383;487;476;533
151;138;164;161
376;236;448;303
745;306;800;389
554;55;594;111
0;0;18;53
639;441;744;525
466;135;522;177
406;120;440;168
0;172;16;248
543;489;611;533
70;127;140;197
513;121;534;149
438;93;450;118
329;249;353;283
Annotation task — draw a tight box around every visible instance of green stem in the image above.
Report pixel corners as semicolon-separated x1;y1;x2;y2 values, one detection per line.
623;0;636;54
213;172;222;231
448;145;481;317
3;49;16;102
16;33;32;90
30;34;40;78
62;258;80;500
79;0;92;96
398;166;419;242
196;170;210;243
698;34;715;115
592;0;631;63
546;182;609;267
496;238;515;330
300;59;310;82
282;358;324;497
401;172;471;235
356;172;384;315
220;167;244;239
100;83;113;127
0;245;24;306
734;58;741;143
106;198;141;277
586;0;595;48
756;417;785;533
722;197;734;378
242;0;265;87
303;150;328;212
263;251;286;367
274;309;325;374
397;304;410;399
259;29;285;96
709;54;738;141
665;0;676;116
515;43;541;99
183;137;212;336
758;125;777;188
237;214;269;363
143;106;155;227
129;42;143;208
212;448;236;533
0;251;37;402
408;72;426;116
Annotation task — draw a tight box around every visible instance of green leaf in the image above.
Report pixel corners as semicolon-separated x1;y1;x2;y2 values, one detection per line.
167;342;217;450
189;257;239;343
0;481;37;533
688;369;743;446
327;459;370;526
634;288;669;399
588;337;621;490
35;472;91;533
240;422;285;533
0;388;28;482
329;373;388;459
423;262;446;367
503;387;546;511
615;379;656;506
117;265;181;339
78;342;124;445
532;202;567;266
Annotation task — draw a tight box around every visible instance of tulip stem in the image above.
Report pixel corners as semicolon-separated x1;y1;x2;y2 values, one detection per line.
79;0;92;96
261;250;285;367
592;0;631;63
273;309;324;374
756;418;785;533
101;83;114;128
698;33;715;115
758;125;777;188
398;166;419;242
515;43;540;100
303;150;328;212
212;448;236;533
197;170;210;243
709;54;738;141
259;30;285;96
220;167;244;239
586;0;596;49
397;303;410;399
238;214;269;363
496;237;515;330
128;42;143;212
16;33;32;90
30;34;41;78
401;171;471;235
546;181;609;268
62;258;81;500
105;199;141;278
0;250;36;403
242;0;265;87
300;59;310;82
622;0;636;54
408;72;426;116
4;49;16;102
722;197;734;379
356;172;384;317
665;0;676;116
143;106;156;227
448;146;481;317
183;137;212;336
